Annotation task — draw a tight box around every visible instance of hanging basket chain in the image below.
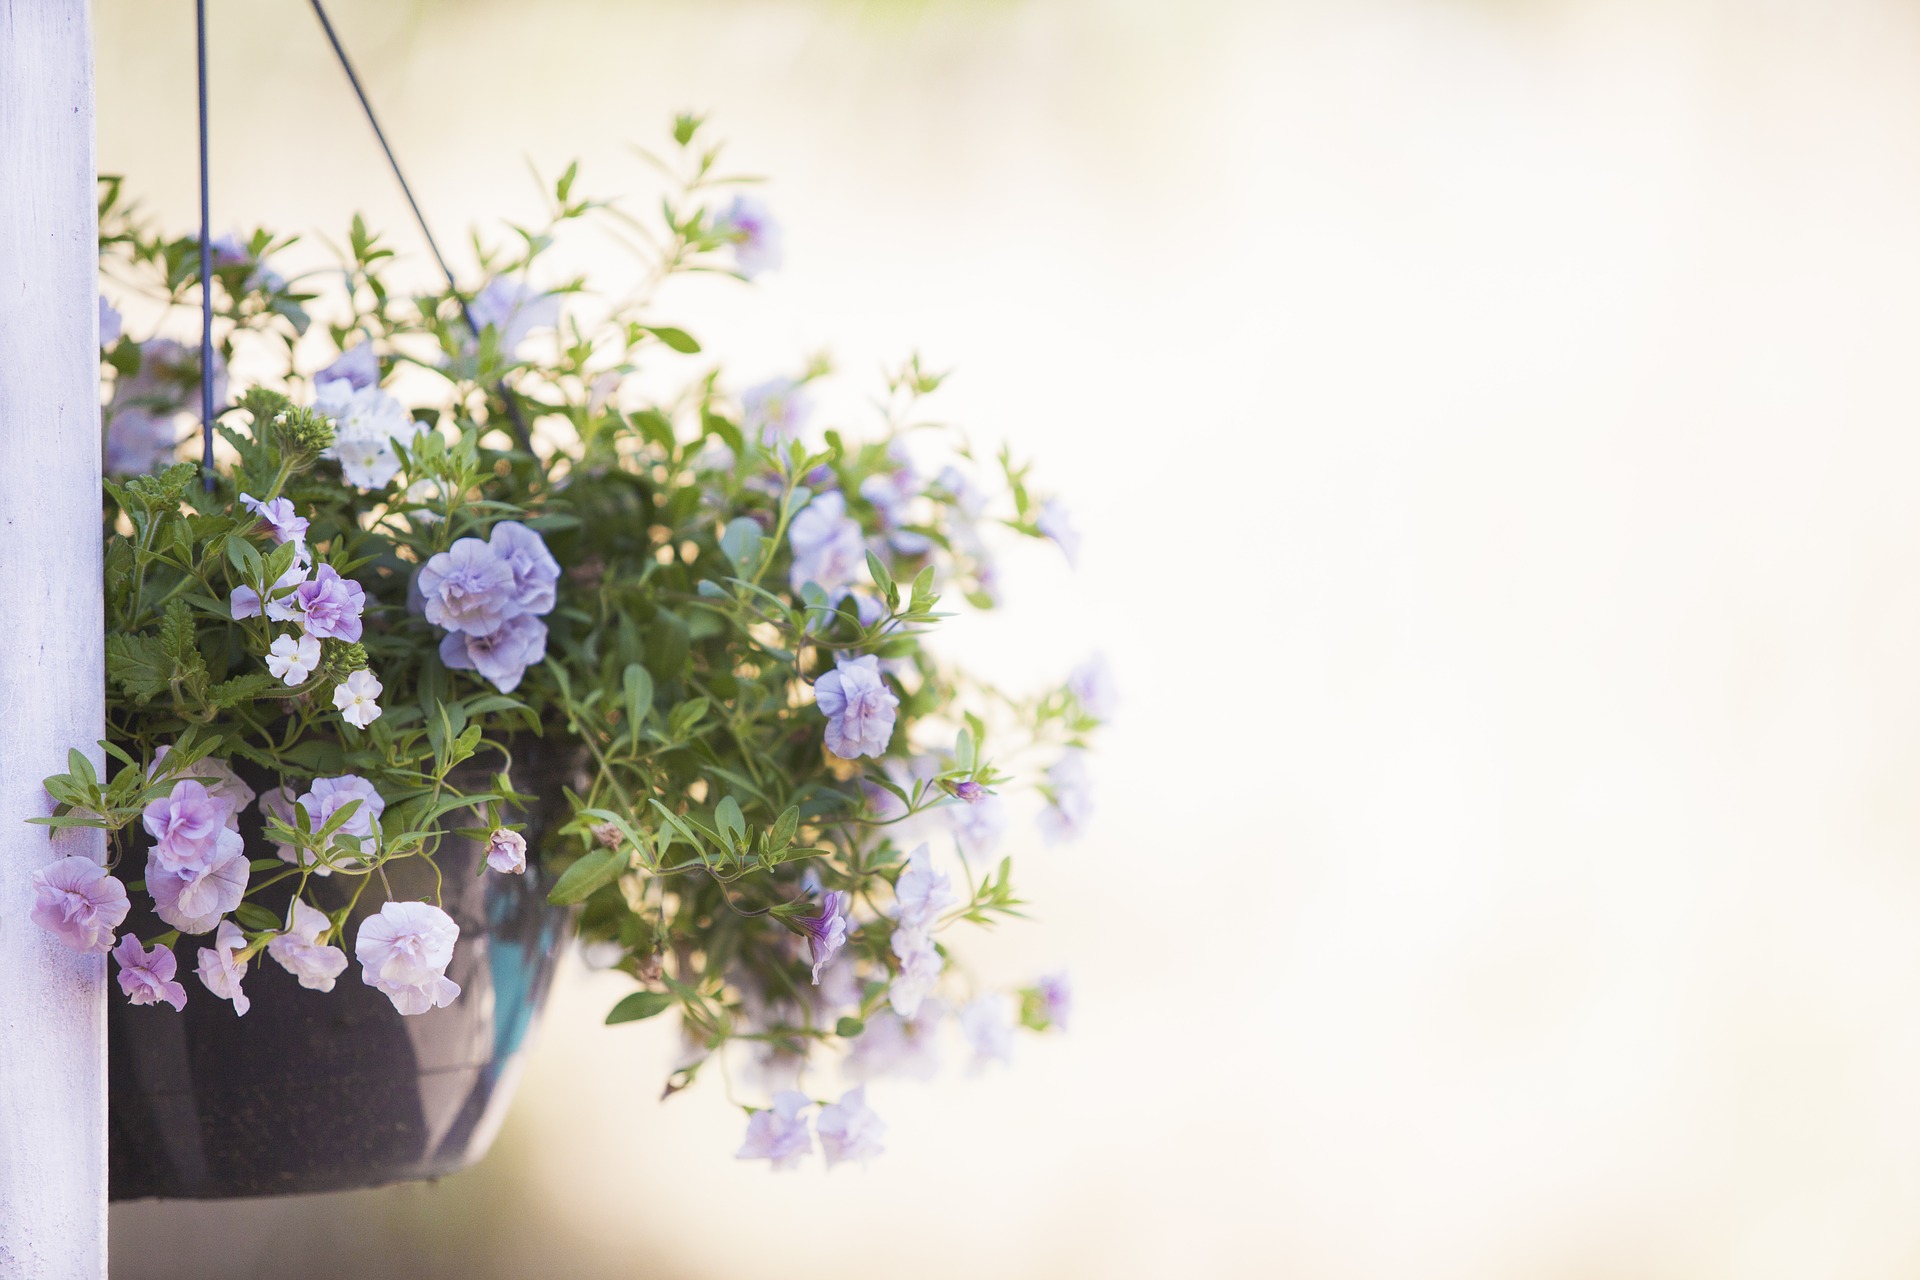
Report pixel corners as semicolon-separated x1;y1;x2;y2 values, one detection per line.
193;0;537;486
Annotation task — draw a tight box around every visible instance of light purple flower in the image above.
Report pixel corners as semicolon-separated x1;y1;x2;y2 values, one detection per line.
29;856;129;954
333;668;383;729
888;927;942;1018
844;998;947;1082
958;994;1017;1072
237;493;309;548
99;296;123;346
142;779;234;875
951;779;985;804
860;461;931;556
1036;497;1081;568
113;935;187;1010
149;749;255;829
315;340;380;392
104;339;226;477
146;831;248;935
468;278;562;356
439;612;548;694
816;1085;886;1168
716;195;783;278
796;890;848;984
935;464;989;518
1038;748;1094;845
230;554;309;622
486;829;528;875
950;793;1009;864
295;774;386;868
735;1090;812;1170
741;377;811;445
488;521;560;616
195;919;250;1015
1037;972;1073;1030
814;654;899;760
787;492;867;600
1069;652;1118;721
267;899;349;993
418;537;519;636
294;564;366;643
892;844;954;930
356;900;461;1015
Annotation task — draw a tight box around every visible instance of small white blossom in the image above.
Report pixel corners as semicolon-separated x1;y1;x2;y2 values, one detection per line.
333;669;383;729
265;633;322;685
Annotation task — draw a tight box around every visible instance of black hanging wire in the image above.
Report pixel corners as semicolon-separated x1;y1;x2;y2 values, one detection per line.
304;0;534;452
196;0;216;491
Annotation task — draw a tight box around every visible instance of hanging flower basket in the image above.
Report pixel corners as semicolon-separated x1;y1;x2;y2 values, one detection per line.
30;116;1106;1199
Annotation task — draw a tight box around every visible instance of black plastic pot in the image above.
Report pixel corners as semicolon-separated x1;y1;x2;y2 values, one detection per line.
108;758;574;1200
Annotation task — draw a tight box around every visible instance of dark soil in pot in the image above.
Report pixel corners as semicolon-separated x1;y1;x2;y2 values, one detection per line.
109;750;578;1200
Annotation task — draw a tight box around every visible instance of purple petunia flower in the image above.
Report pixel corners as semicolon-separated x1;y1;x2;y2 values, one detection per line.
113;934;187;1010
230;553;309;623
958;994;1016;1072
293;564;366;643
1037;972;1073;1030
844;998;947;1083
1037;497;1081;568
796;889;848;984
486;829;528;875
267;899;349;993
195;919;250;1015
888;927;942;1018
488;521;560;617
439;612;547;694
297;774;385;867
950;792;1009;865
787;491;867;601
146;831;248;936
149;748;255;829
99;296;123;347
813;654;899;760
1068;652;1118;721
356;900;461;1015
735;1091;812;1170
142;779;234;876
237;493;309;548
816;1085;887;1168
29;856;130;954
741;377;811;445
893;844;954;931
716;195;784;279
951;779;985;804
417;537;518;637
1038;748;1094;845
315;340;379;392
468;278;562;357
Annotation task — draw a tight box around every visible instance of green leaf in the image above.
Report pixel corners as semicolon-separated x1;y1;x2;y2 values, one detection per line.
622;663;654;744
643;325;701;354
606;990;675;1024
715;795;745;847
835;1016;865;1038
234;903;281;931
769;805;800;852
105;633;170;702
719;517;763;576
865;551;898;608
548;847;623;905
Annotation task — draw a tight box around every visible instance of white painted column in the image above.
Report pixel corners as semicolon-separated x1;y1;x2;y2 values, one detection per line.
0;0;109;1276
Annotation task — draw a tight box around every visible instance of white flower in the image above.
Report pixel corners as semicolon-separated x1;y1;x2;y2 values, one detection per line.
735;1090;813;1170
316;381;417;490
267;899;349;993
888;927;943;1018
333;669;383;729
195;919;251;1015
816;1085;887;1168
958;994;1016;1072
265;633;322;685
893;843;954;930
355;900;461;1015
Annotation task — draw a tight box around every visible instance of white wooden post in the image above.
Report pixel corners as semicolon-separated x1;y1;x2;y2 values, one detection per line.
0;0;109;1275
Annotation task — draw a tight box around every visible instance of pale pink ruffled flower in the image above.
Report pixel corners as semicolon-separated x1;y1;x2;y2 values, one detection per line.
195;919;251;1015
486;829;528;875
813;654;899;760
267;899;349;993
29;856;129;954
114;935;187;1010
888;927;942;1018
355;900;461;1015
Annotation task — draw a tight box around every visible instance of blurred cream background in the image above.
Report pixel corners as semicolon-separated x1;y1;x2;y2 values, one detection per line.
100;0;1920;1276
